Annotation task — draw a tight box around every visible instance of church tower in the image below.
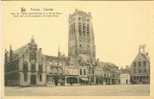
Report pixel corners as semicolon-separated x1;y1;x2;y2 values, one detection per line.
68;9;96;66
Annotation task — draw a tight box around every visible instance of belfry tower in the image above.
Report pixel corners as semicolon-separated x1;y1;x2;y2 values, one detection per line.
68;9;96;66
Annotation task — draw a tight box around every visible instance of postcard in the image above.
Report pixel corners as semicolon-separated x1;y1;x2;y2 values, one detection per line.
1;1;154;99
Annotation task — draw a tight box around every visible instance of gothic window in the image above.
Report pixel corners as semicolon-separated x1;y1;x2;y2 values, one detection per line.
143;61;146;66
24;72;28;82
31;63;36;72
23;61;28;72
30;51;36;62
39;64;43;72
83;23;86;33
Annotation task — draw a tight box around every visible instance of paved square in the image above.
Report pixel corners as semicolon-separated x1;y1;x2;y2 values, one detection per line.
5;84;150;96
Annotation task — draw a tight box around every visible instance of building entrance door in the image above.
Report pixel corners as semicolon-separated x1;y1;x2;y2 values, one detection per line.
31;75;36;85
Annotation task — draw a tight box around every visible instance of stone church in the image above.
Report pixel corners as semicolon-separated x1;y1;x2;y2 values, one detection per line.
5;38;46;86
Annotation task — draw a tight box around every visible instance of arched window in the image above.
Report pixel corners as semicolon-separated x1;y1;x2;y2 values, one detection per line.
79;22;82;36
138;61;141;67
83;23;86;34
31;63;36;72
39;64;43;72
87;24;90;34
23;61;28;72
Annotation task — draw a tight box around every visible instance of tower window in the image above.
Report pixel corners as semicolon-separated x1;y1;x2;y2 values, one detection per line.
87;24;90;34
83;23;86;33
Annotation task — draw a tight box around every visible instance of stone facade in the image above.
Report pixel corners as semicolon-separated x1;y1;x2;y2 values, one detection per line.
5;38;46;86
68;9;96;66
130;45;150;84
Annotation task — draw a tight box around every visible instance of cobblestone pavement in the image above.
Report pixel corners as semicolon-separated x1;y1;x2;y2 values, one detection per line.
5;84;150;96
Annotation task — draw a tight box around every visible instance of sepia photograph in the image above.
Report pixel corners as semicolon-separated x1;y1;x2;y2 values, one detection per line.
1;1;154;97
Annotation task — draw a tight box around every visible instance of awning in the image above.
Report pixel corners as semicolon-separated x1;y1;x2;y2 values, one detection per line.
80;77;89;81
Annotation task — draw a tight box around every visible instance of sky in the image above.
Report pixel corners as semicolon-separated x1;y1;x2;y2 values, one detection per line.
3;1;154;68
